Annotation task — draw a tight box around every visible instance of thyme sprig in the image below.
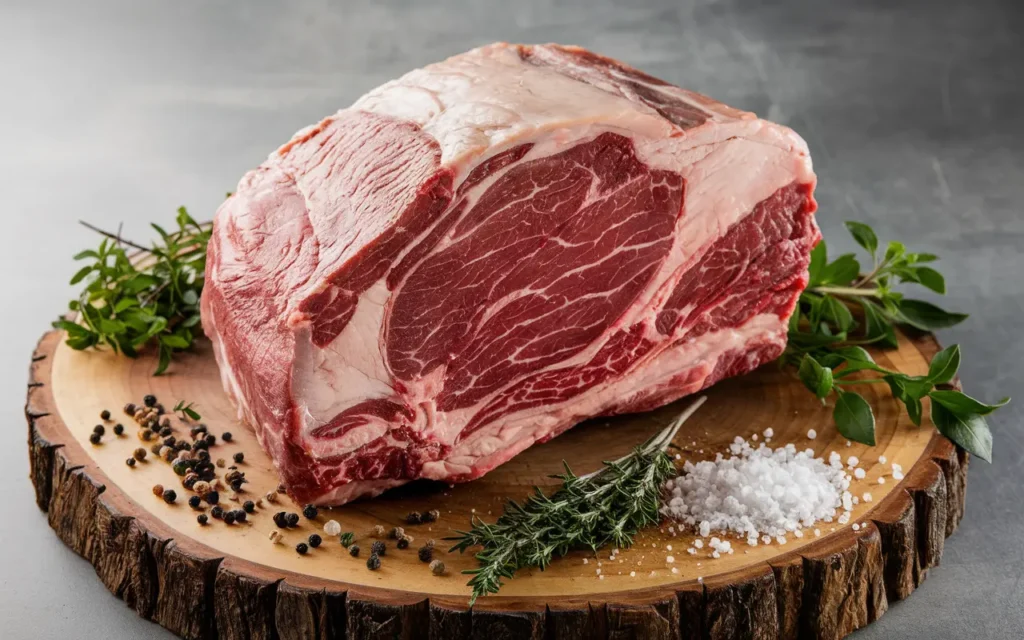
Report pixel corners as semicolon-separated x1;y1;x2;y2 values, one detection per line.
53;208;211;375
784;221;1008;460
448;398;705;604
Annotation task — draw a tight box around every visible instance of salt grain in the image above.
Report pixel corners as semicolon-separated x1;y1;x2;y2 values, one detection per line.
879;456;887;464
854;468;866;480
863;492;873;503
878;477;886;484
807;429;817;440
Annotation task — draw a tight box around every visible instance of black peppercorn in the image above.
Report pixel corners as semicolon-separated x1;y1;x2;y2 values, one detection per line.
126;458;136;468
405;512;423;525
243;500;255;513
93;424;105;436
89;432;101;445
296;543;309;555
222;432;233;442
286;513;300;528
100;409;111;421
371;541;386;556
422;509;438;523
113;423;124;436
183;476;197;490
160;427;172;438
162;489;177;504
223;511;237;525
193;439;208;451
211;506;224;520
197;514;208;525
417;546;433;563
234;510;247;523
205;434;216;446
230;479;244;493
197;450;210;461
150;443;162;456
273;512;288;529
366;554;381;570
397;537;409;550
188;496;202;510
349;545;360;557
205;491;219;505
302;504;318;520
233;452;245;464
124;403;137;416
308;534;322;548
144;394;157;407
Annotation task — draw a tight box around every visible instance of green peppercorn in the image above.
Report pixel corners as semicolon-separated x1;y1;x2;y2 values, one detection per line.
340;532;355;548
172;461;189;476
417;546;433;563
371;541;386;556
302;504;318;520
100;410;111;421
197;514;208;526
349;545;360;557
222;432;233;442
162;489;177;504
308;534;322;548
89;432;102;445
113;424;124;436
296;543;309;555
126;458;136;468
366;554;381;570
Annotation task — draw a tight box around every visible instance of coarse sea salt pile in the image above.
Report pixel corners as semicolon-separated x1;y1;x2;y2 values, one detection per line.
662;436;851;546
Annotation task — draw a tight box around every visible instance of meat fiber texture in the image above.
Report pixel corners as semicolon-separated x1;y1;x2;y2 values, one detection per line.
202;43;819;506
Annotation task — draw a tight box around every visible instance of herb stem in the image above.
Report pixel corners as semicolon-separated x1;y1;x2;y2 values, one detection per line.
78;220;153;254
808;286;881;298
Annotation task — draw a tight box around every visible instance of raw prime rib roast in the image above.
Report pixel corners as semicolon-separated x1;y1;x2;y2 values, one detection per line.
202;43;819;505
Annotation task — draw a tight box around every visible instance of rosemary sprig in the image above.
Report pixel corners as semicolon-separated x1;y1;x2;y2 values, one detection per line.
53;208;211;375
173;400;202;421
784;221;1008;460
448;398;704;604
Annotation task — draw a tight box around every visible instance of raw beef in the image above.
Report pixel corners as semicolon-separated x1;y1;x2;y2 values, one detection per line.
202;43;819;505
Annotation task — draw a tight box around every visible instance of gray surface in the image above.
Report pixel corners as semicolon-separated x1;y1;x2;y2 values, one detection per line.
1;0;1021;637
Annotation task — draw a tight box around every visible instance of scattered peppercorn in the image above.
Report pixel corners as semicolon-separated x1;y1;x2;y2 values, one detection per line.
429;560;445;576
197;514;209;526
152;484;164;497
144;394;157;407
366;554;381;570
222;432;233;442
243;501;255;514
192;439;209;451
205;491;220;505
397;537;409;550
162;489;177;504
188;496;202;510
372;525;386;538
113;423;124;436
302;504;318;519
133;448;147;462
211;506;224;520
340;532;355;548
417;546;433;563
161;447;175;462
296;543;309;555
423;509;439;523
229;480;244;493
141;429;155;441
197;450;210;462
349;545;360;557
286;513;300;528
100;409;111;421
223;511;237;525
233;452;245;464
92;424;105;436
371;541;386;556
89;432;102;445
389;527;405;540
233;510;247;524
423;539;435;549
124;403;137;416
205;434;216;446
172;461;189;476
265;491;278;504
308;534;322;548
405;512;423;525
160;427;172;438
126;458;136;468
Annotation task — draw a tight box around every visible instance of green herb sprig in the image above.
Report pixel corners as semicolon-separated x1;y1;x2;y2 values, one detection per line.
173;400;202;421
54;208;211;375
448;402;700;604
784;222;1008;460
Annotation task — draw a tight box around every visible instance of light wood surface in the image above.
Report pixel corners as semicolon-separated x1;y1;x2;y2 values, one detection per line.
25;328;968;639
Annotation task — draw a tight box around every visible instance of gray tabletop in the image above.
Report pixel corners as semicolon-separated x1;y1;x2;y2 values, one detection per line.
1;1;1021;638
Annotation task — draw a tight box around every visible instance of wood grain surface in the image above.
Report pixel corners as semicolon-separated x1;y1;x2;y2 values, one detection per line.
25;328;968;639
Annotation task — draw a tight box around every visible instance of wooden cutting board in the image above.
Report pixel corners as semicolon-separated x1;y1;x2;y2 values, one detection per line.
25;327;966;640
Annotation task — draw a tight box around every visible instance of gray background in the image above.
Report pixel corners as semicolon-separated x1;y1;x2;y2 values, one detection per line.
1;0;1021;637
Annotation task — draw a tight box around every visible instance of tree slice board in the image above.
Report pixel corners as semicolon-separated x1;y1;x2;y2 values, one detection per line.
25;327;967;640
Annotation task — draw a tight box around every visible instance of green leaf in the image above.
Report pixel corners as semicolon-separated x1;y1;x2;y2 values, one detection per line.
926;344;961;384
929;390;1009;417
73;249;100;261
182;289;199;306
820;254;861;286
821;296;855;332
884;241;906;262
914;267;946;294
861;301;899;349
69;265;94;285
52;319;95;339
113;298;140;314
911;253;938;263
808;242;826;286
155;345;172;376
798;354;834;401
931;403;993;462
844;221;878;258
833;390;876;445
896;299;968;331
160;334;191;349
